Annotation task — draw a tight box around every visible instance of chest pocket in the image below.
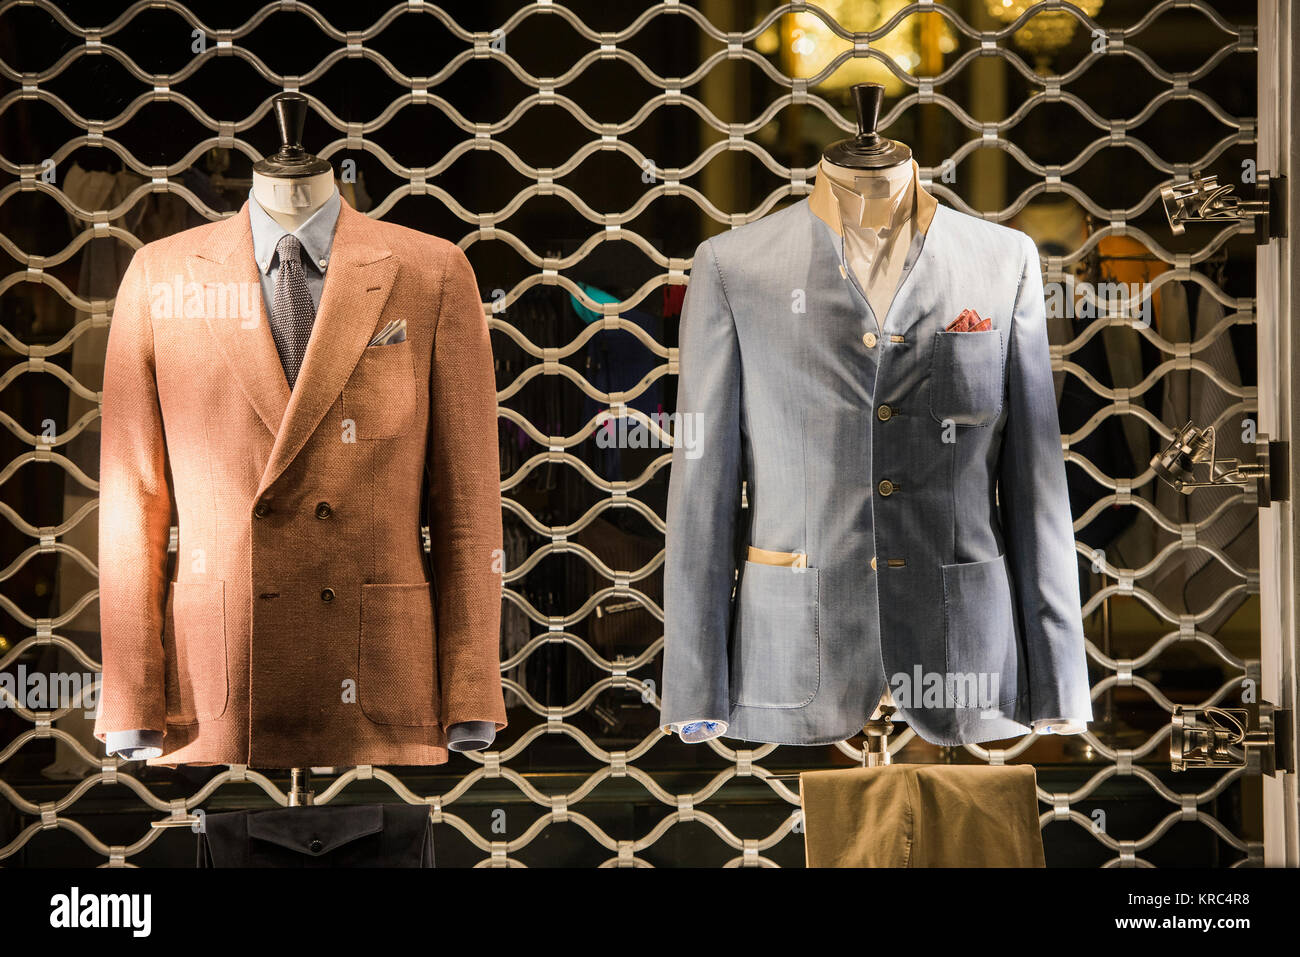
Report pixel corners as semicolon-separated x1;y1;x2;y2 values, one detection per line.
929;329;1004;427
342;339;417;440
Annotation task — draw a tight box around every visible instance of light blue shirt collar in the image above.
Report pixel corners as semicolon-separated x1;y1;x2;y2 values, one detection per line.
248;187;342;276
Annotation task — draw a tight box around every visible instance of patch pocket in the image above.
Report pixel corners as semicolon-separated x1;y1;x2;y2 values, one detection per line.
940;554;1023;710
729;561;820;710
929;329;1004;427
163;580;229;724
342;340;417;440
358;583;439;727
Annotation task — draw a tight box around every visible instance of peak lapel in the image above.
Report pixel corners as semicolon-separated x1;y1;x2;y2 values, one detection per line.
193;203;291;437
257;200;398;498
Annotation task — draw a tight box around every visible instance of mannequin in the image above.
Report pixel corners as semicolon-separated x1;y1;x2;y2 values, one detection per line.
820;159;913;230
816;83;924;326
250;92;335;228
102;91;344;764
104;92;500;767
666;84;1083;745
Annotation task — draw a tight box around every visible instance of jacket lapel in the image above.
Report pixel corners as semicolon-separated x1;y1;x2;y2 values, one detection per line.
193;204;291;437
884;204;947;340
256;200;398;498
807;159;943;337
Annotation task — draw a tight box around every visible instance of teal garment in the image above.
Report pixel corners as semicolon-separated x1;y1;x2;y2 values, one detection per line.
569;281;619;323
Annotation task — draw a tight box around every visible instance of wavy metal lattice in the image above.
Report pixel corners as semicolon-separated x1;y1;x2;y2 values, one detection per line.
0;0;1263;868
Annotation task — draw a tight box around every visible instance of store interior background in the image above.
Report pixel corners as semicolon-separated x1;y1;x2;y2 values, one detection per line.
0;0;1264;865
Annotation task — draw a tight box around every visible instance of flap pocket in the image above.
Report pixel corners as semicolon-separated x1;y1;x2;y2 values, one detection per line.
163;580;228;724
342;339;417;440
929;329;1004;427
359;582;439;727
729;561;820;710
247;805;384;856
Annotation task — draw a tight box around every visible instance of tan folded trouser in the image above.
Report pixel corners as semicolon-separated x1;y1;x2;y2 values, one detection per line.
800;764;1045;867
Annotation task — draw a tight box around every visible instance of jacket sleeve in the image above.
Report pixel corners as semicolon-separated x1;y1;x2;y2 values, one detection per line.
428;245;507;734
659;238;742;732
998;233;1094;725
95;250;173;740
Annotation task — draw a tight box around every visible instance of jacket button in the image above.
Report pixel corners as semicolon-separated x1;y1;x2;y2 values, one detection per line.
870;556;878;571
315;501;333;519
877;404;893;421
253;500;270;519
878;479;895;497
862;332;877;349
309;839;323;853
320;587;335;603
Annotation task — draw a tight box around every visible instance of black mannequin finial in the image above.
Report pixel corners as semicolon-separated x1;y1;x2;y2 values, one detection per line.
822;82;912;170
852;83;882;138
253;92;332;178
274;93;308;154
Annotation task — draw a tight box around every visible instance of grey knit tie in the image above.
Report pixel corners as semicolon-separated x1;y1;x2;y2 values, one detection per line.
269;233;315;388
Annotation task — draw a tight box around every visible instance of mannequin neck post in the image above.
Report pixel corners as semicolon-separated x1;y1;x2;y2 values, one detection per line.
251;168;336;231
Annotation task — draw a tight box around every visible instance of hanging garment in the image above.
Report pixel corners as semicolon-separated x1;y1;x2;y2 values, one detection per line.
1152;281;1255;632
94;198;506;766
571;282;666;480
800;764;1046;867
659;168;1092;747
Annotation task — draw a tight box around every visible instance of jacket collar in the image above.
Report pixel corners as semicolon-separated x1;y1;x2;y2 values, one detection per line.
195;196;389;268
248;187;342;277
192;199;398;498
807;158;937;238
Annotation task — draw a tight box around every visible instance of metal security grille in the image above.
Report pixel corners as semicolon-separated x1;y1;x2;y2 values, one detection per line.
0;0;1263;866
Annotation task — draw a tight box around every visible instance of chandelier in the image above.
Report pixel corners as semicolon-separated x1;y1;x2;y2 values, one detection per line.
986;0;1105;72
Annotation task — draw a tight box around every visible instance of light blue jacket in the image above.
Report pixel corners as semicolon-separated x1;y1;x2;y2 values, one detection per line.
659;188;1094;746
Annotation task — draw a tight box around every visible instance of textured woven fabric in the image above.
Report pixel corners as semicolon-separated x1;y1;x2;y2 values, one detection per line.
95;199;506;767
659;197;1093;748
269;233;315;388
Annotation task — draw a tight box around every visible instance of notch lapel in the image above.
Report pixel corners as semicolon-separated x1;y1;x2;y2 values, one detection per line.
256;200;398;498
192;204;291;437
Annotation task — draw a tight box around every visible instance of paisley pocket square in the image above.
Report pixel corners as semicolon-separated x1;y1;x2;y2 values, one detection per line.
945;308;991;333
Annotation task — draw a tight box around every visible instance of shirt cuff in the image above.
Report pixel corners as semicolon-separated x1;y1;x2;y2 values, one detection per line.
105;730;164;761
666;719;728;743
1033;717;1088;735
447;721;495;752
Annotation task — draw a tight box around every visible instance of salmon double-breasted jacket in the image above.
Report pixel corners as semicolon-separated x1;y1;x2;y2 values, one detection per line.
94;199;506;766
